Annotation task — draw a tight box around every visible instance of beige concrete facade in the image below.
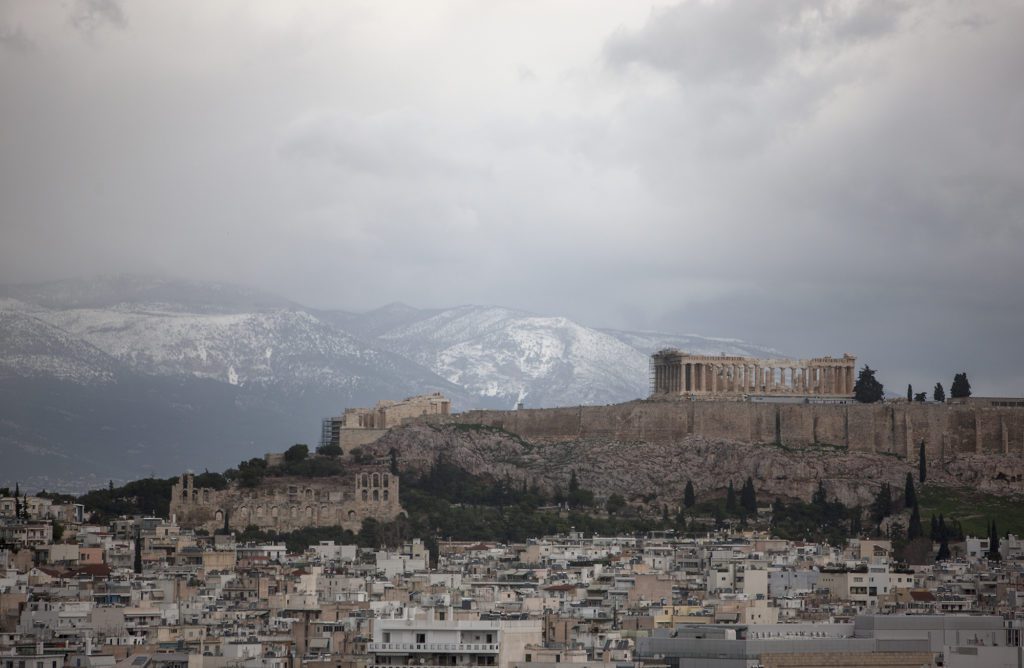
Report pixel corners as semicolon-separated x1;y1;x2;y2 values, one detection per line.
170;470;402;534
651;349;856;398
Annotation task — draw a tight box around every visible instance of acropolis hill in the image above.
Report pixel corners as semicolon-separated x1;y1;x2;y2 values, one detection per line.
396;350;1024;460
436;395;1024;460
309;355;1024;507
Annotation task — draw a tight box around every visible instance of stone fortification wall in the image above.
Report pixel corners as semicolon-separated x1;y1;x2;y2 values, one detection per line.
170;469;402;534
432;400;1024;462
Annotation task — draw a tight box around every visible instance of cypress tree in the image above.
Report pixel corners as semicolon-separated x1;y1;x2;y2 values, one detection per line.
740;477;757;514
933;383;945;403
725;481;737;514
907;384;913;402
990;520;1001;560
919;442;927;484
930;514;939;540
683;480;695;508
812;480;827;506
133;527;143;574
936;537;951;561
908;503;923;540
870;483;893;526
904;472;917;510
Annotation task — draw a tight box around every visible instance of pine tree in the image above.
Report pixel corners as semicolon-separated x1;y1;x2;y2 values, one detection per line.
725;481;737;514
904;472;917;510
950;372;972;399
907;384;913;402
854;366;885;403
933;383;945;403
919;442;927;484
683;480;695;508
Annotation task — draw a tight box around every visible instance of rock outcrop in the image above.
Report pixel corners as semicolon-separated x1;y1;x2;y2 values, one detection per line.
367;423;1024;510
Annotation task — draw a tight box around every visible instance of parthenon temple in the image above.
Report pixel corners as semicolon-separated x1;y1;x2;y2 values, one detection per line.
651;349;857;398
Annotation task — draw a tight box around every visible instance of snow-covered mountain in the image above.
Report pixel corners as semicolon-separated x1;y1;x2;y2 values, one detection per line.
376;306;649;406
0;303;124;384
0;275;781;487
371;305;783;407
36;305;432;393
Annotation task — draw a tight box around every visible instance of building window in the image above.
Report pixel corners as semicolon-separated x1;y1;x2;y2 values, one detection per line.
373;490;379;502
362;490;368;501
525;656;531;663
416;634;426;644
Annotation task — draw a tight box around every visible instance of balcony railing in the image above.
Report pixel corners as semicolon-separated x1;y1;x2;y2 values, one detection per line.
368;642;499;654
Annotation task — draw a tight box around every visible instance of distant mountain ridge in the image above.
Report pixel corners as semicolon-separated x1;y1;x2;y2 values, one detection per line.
0;275;782;489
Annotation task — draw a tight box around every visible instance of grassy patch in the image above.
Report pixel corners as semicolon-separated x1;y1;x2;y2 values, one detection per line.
450;422;531;448
919;484;1024;537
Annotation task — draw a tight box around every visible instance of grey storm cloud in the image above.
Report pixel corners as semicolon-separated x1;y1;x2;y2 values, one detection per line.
69;0;126;34
0;0;1022;395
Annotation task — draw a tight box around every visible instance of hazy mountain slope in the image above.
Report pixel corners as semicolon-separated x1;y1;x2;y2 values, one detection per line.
0;274;296;313
315;303;442;340
601;329;784;358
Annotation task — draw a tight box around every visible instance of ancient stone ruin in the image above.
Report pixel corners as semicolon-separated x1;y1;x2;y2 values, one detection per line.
651;349;857;399
169;468;402;534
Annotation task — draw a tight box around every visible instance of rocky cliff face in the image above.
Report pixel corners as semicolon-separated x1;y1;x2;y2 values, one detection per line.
367;423;1024;509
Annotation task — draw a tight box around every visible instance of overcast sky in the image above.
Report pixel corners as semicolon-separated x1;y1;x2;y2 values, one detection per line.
1;0;1023;395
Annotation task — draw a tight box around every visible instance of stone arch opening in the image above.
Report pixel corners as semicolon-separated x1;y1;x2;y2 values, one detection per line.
372;489;379;501
361;489;368;501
